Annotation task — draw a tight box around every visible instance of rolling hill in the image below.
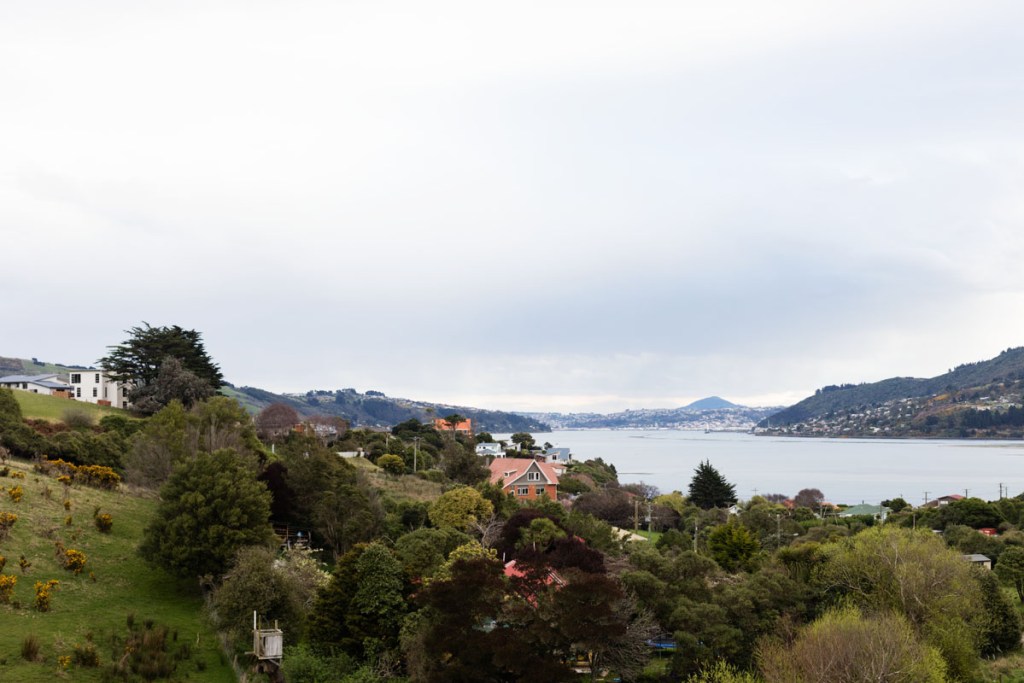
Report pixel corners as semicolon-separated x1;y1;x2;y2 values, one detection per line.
762;346;1024;437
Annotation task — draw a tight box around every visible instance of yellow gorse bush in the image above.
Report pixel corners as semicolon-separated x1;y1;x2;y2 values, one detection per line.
35;458;120;490
0;574;16;603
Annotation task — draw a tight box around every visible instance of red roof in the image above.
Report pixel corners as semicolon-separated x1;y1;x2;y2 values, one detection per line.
488;458;560;487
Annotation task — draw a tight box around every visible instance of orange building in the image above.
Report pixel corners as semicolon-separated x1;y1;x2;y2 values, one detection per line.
489;458;559;501
433;417;473;434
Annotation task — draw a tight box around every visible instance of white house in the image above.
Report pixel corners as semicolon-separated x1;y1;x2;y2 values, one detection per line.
475;442;505;457
542;447;572;464
0;374;73;397
68;370;132;409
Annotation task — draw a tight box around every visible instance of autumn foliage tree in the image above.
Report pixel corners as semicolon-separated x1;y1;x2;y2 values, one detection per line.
255;403;299;442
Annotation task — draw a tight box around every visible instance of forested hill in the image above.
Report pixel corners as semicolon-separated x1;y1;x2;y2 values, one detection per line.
222;385;550;433
763;346;1024;436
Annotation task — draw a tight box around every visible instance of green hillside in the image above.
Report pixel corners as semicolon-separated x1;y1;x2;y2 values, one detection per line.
229;384;550;433
13;391;127;423
0;459;233;682
764;346;1024;433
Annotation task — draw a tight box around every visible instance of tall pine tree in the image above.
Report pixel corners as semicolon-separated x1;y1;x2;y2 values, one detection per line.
687;460;737;509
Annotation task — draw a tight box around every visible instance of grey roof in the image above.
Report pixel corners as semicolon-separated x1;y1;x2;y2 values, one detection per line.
0;374;69;390
963;554;991;562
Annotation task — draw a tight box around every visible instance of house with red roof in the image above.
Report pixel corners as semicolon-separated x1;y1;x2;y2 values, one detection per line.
433;417;473;435
489;457;559;501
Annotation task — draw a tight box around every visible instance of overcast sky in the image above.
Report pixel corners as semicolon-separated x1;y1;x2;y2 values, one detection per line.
3;1;1024;413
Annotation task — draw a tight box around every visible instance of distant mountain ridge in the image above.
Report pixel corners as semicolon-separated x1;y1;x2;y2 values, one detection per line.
224;385;549;433
521;397;778;430
0;355;548;434
762;346;1024;438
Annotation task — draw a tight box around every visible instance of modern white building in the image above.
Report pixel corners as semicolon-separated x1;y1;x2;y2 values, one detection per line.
67;370;132;409
475;442;505;457
0;374;73;397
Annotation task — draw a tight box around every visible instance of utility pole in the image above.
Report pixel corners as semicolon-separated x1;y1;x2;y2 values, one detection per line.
412;437;419;472
924;491;930;507
774;513;781;548
693;518;699;553
634;499;640;534
964;488;970;499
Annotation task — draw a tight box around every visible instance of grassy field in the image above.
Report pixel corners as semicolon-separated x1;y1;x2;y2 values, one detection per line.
12;391;127;423
0;459;235;682
347;457;446;503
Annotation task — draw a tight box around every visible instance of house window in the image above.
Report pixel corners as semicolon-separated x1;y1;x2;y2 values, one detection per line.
103;387;108;398
122;387;128;397
527;471;540;481
95;373;100;383
535;486;546;496
76;388;81;398
122;401;127;409
516;486;529;496
70;373;81;384
92;388;97;398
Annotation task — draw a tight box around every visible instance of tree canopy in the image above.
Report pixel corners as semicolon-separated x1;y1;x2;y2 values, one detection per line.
99;323;223;413
138;448;274;578
688;460;737;509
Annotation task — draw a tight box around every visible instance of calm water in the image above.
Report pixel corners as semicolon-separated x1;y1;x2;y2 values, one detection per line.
516;430;1024;506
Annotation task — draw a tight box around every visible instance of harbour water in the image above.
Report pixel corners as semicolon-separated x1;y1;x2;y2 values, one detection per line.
525;430;1024;506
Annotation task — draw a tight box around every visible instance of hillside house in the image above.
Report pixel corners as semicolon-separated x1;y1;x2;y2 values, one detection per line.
542;447;572;464
962;553;992;570
433;417;472;435
924;494;965;508
68;371;132;409
475;442;504;457
0;374;73;398
489;457;559;501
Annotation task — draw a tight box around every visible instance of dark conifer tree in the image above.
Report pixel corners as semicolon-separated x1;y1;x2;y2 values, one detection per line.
687;460;737;509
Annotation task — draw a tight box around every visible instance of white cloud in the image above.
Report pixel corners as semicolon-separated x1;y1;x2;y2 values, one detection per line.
3;1;1024;412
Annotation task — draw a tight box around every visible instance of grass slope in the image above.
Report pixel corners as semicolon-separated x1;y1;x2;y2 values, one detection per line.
0;459;234;682
13;392;126;423
347;457;445;503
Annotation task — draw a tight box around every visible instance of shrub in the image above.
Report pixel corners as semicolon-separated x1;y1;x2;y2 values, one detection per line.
0;574;16;603
0;466;7;477
0;554;5;572
33;579;59;611
0;511;16;539
21;634;41;661
36;458;120;490
72;642;100;667
7;485;23;503
95;513;113;533
61;549;87;574
10;470;24;479
19;555;31;573
62;408;96;430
